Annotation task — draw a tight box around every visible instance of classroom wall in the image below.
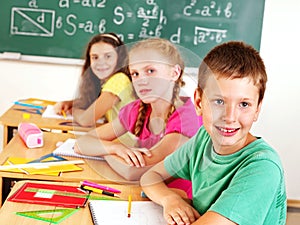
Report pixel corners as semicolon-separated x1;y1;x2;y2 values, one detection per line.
0;0;299;199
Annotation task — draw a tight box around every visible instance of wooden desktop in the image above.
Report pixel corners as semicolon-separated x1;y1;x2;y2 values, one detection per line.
0;99;100;148
0;180;146;224
0;132;138;206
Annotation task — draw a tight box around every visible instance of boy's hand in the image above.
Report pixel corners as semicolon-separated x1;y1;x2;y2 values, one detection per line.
162;195;200;225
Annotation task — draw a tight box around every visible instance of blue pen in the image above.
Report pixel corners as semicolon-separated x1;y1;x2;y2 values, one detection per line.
14;108;42;115
14;101;44;110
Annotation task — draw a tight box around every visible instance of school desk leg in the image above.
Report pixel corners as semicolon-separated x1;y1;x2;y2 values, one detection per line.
0;177;3;207
7;126;16;145
2;125;8;149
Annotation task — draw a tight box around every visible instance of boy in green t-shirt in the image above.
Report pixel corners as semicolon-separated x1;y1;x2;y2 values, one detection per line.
141;41;286;225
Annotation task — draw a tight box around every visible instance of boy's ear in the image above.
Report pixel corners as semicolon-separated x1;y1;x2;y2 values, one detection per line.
253;101;263;122
194;88;202;116
171;64;181;81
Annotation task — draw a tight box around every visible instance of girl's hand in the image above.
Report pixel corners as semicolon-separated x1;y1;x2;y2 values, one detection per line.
162;195;200;225
131;147;152;157
73;142;81;154
113;147;151;167
53;100;73;115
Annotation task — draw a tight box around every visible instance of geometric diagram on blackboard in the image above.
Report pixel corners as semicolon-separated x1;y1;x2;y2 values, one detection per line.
16;208;79;224
11;7;55;37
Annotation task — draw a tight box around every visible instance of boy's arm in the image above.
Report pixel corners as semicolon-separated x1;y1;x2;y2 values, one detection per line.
141;162;237;225
144;133;189;165
192;212;237;225
141;161;200;225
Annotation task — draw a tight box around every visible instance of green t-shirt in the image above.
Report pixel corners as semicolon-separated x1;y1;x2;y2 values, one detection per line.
164;126;286;225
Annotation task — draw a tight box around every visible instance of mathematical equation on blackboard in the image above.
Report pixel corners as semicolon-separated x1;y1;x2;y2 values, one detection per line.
2;0;264;61
10;0;233;45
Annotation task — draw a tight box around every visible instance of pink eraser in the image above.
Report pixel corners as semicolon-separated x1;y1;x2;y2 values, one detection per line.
18;122;43;148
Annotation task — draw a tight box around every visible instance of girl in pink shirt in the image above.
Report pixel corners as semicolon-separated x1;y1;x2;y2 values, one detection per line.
75;38;201;198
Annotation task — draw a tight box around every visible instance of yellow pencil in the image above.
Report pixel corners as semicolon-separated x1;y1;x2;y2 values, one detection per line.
61;110;67;119
127;194;132;218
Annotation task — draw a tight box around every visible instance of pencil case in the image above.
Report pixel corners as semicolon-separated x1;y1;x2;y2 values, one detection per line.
18;122;43;148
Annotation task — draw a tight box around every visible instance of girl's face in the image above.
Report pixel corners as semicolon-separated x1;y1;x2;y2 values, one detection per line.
129;49;180;104
194;76;262;155
90;42;118;80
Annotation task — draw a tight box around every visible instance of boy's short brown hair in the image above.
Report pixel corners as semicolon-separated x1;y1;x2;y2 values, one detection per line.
197;41;267;104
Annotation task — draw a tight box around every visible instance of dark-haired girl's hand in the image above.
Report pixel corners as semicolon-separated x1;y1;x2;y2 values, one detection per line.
53;100;73;115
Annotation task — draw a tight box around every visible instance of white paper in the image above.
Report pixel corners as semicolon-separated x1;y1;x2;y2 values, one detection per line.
42;105;73;120
89;200;165;225
53;138;104;161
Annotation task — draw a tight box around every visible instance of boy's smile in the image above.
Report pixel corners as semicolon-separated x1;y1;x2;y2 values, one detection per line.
195;76;262;155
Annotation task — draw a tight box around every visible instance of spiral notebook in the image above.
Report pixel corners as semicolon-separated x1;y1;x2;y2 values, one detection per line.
89;200;165;225
53;138;104;161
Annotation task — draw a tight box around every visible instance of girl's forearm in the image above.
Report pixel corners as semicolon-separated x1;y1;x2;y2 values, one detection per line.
72;108;95;127
75;135;122;156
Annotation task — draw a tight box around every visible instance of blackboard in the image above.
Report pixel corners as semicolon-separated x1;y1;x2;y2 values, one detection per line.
0;0;265;65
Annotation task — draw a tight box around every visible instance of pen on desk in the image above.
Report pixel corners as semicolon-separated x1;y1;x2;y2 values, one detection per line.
127;194;132;218
81;180;121;193
61;110;67;119
81;185;120;198
14;101;44;110
14;108;42;115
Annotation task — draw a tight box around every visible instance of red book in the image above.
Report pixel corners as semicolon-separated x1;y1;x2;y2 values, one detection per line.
8;182;88;208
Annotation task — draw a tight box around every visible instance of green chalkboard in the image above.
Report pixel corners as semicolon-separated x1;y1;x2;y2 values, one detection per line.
0;0;265;65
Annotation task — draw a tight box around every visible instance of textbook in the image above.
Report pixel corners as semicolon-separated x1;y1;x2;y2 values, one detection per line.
89;200;165;225
53;138;104;161
1;156;82;175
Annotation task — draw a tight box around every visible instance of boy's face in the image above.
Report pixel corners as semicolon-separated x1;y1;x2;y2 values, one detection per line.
194;75;262;155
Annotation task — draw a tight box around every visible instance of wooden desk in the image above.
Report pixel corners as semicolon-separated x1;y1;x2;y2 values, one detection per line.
0;180;146;225
0;132;137;206
0;100;97;148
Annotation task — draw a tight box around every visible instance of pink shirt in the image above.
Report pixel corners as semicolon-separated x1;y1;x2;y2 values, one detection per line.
119;97;200;148
119;97;202;199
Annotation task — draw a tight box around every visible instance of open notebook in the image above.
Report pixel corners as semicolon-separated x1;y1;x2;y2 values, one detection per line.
42;105;73;120
42;105;105;123
53;138;104;161
89;200;165;225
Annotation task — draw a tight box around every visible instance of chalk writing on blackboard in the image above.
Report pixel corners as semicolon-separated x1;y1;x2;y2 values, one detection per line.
1;0;265;63
11;7;55;37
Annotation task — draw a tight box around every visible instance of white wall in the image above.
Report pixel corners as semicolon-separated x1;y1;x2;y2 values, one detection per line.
253;0;300;200
0;0;299;199
0;60;81;150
